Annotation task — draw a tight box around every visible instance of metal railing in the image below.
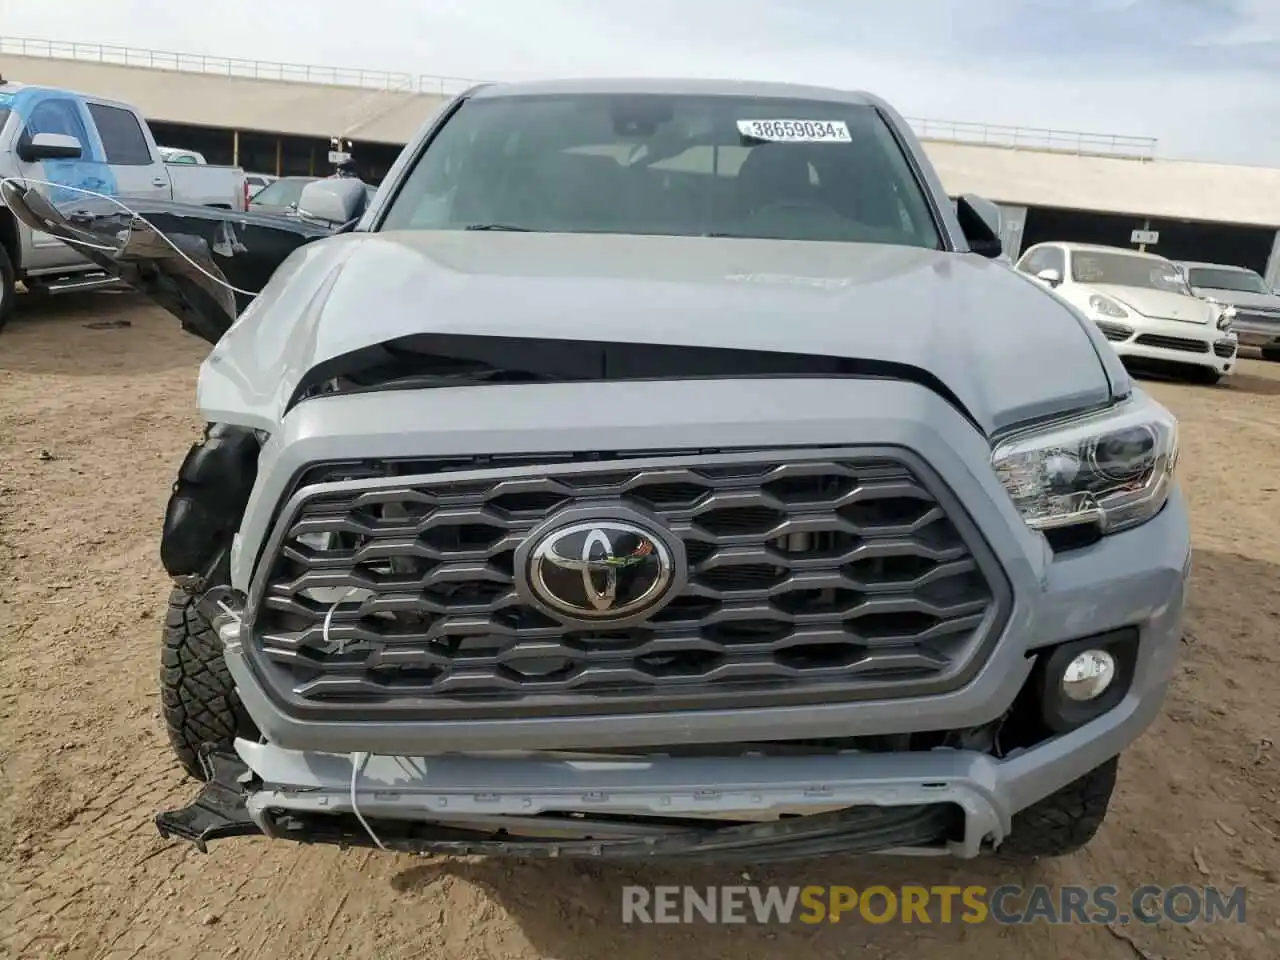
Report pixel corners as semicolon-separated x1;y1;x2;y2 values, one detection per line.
1;36;1160;157
907;117;1157;161
0;36;449;93
417;74;490;97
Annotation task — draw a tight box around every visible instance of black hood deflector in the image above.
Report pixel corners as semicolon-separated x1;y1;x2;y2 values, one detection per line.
292;331;979;429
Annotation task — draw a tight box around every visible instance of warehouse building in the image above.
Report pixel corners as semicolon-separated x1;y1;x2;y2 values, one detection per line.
4;36;1280;284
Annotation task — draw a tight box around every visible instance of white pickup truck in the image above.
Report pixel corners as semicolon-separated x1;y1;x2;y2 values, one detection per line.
0;80;248;328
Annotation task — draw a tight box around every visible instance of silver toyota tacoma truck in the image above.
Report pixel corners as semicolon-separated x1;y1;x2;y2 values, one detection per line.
2;78;1189;862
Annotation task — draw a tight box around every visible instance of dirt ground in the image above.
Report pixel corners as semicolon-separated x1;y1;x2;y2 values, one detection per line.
1;292;1278;960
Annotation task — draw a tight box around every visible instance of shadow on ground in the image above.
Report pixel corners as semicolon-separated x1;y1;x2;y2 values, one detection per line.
0;290;204;378
387;854;1063;958
1220;371;1280;398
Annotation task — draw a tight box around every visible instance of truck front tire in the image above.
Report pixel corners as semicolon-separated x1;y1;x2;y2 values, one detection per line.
996;755;1119;860
160;587;259;780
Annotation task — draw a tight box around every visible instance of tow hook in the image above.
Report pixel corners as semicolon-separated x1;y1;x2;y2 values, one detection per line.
196;586;247;651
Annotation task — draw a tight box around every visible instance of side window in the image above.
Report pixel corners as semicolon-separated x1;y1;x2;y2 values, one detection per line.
24;98;90;148
86;103;152;165
1017;248;1046;274
1041;247;1066;275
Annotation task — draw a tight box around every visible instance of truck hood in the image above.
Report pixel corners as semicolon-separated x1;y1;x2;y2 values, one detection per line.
1190;286;1280;313
200;230;1121;436
0;181;1122;436
1091;283;1216;324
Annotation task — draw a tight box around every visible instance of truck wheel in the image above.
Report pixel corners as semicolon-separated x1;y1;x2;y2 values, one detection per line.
0;243;15;333
1261;346;1280;363
160;587;259;780
996;755;1119;861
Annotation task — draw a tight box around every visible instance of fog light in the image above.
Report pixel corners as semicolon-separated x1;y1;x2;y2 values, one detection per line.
1034;628;1138;734
1061;649;1116;701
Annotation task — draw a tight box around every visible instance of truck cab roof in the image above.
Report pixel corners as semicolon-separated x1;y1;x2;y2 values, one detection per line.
470;76;886;108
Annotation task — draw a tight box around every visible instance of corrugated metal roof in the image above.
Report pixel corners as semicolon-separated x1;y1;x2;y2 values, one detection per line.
925;140;1280;228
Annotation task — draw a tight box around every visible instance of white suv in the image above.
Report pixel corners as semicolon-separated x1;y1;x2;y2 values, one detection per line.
1015;242;1237;384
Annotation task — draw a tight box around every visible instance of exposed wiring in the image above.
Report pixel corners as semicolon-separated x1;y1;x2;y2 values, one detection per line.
320;585;364;655
0;176;262;297
349;751;388;851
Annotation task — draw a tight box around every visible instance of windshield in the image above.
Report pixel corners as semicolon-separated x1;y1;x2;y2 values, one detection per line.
1071;251;1189;293
379;93;942;248
1187;266;1270;295
251;178;314;207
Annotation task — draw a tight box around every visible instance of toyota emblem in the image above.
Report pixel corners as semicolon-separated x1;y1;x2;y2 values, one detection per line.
514;508;686;627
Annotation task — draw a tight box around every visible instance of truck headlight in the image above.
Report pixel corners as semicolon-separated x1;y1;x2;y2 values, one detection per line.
991;397;1178;534
1088;294;1129;319
1216;305;1236;331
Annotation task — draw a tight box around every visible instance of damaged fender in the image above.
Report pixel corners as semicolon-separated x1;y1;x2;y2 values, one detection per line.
0;177;335;345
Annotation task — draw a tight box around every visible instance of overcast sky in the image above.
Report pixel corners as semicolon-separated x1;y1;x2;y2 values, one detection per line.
4;0;1280;165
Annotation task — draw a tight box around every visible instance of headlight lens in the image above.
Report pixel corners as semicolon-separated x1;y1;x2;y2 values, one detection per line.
1216;305;1236;331
991;398;1178;534
1089;294;1129;319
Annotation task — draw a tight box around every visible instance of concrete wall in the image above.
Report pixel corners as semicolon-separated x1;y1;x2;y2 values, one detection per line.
994;204;1028;261
6;52;1280;231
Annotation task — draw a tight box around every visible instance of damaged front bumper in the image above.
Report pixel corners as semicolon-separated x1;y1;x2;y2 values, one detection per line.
157;663;1165;863
157;745;983;860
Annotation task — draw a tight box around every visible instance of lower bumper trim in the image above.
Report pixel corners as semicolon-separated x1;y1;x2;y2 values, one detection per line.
274;801;960;862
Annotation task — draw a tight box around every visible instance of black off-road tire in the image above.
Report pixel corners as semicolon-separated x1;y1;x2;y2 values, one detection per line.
1261;346;1280;363
0;242;15;333
996;755;1119;861
160;587;259;780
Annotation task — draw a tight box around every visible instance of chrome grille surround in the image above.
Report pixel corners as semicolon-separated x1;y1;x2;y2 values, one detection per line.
244;447;1012;721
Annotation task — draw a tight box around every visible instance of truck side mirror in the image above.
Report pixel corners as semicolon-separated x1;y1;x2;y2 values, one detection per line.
296;179;366;227
955;193;1003;259
19;132;84;162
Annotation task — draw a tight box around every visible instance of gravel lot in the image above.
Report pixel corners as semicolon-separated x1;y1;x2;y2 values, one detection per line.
1;292;1278;960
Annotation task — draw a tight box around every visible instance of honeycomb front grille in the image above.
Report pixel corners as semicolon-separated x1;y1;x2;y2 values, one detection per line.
247;449;1009;720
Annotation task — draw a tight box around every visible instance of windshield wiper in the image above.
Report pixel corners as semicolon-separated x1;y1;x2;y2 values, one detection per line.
463;223;537;232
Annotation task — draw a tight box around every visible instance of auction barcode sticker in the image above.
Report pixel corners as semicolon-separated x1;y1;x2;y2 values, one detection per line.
736;119;851;142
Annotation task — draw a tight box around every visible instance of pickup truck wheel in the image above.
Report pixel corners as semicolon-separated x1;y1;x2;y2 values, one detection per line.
160;587;259;780
0;243;15;332
1261;346;1280;363
996;755;1119;861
